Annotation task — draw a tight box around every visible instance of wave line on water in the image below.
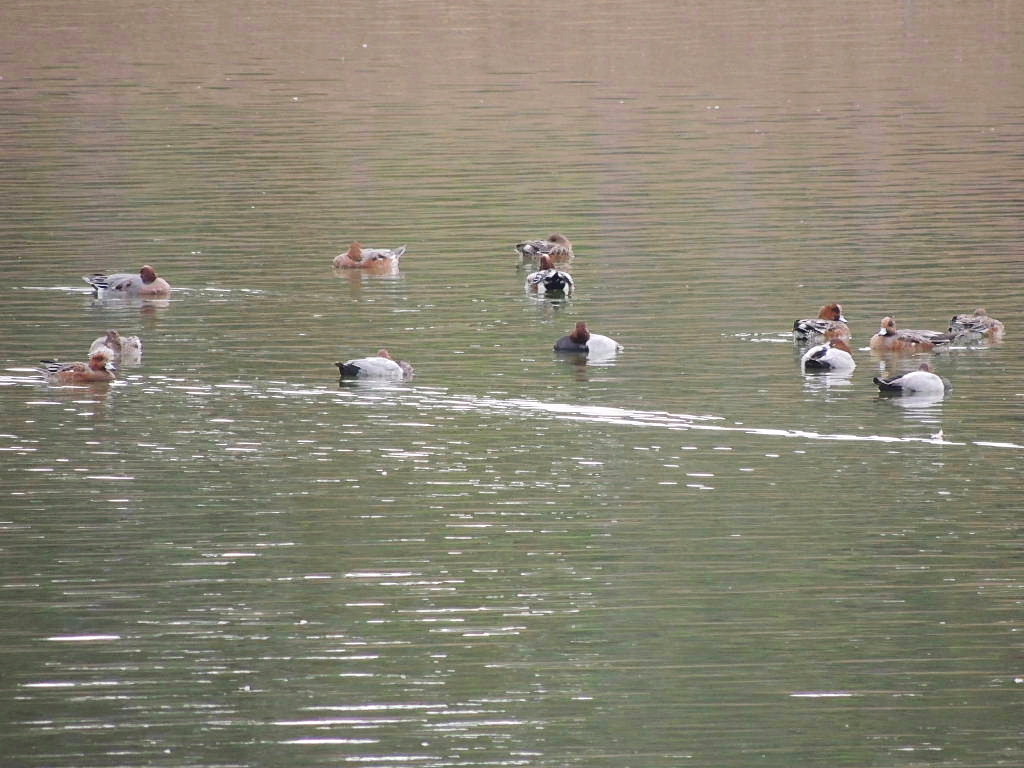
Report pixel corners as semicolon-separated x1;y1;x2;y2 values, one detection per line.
381;391;1023;450
176;382;1024;453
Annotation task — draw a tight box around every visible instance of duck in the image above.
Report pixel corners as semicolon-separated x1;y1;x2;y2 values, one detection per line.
948;308;1004;342
800;339;856;372
39;350;116;385
333;242;407;271
88;330;143;365
553;322;623;357
515;233;573;267
793;303;850;342
869;316;954;353
873;362;950;396
336;349;414;380
525;255;575;297
83;265;171;298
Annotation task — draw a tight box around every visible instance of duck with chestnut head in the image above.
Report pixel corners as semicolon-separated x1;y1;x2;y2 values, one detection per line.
84;265;171;298
870;316;953;353
553;322;622;358
39;350;116;385
793;303;850;343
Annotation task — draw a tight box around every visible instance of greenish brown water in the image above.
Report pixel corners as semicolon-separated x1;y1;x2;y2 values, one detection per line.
1;1;1022;766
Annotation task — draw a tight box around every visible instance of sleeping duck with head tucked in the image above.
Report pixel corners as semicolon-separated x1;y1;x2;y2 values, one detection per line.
515;233;573;268
333;242;407;272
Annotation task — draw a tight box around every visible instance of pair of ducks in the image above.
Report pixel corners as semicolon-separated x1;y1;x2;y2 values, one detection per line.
335;234;577;303
520;234;575;297
333;235;578;297
794;303;1004;395
801;340;948;395
83;244;407;297
334;234;577;294
82;242;410;301
40;330;142;385
337;321;620;382
334;233;575;273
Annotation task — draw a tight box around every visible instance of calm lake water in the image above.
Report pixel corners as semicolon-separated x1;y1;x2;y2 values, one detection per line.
1;1;1022;766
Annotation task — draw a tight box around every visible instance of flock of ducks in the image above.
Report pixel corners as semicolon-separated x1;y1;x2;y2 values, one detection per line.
325;234;615;380
39;244;1003;398
792;302;1005;397
37;237;613;385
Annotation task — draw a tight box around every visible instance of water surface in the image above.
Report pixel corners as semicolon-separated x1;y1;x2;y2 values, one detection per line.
1;1;1022;766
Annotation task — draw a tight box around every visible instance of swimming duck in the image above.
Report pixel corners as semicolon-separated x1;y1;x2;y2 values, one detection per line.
336;349;414;380
800;339;856;372
873;362;950;396
333;242;407;271
83;265;171;298
525;255;575;297
948;308;1004;342
869;316;953;353
39;350;116;385
515;233;574;267
553;322;623;357
793;303;850;342
88;330;143;365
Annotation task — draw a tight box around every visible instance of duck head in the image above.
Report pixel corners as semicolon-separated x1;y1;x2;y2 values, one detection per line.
820;303;847;322
876;316;898;336
569;322;590;344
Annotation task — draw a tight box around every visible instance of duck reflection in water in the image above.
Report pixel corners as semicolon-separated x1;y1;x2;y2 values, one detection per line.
89;294;172;318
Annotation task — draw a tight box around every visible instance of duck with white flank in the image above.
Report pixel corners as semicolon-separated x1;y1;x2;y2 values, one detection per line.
336;349;414;381
525;255;574;297
873;362;950;396
800;339;856;372
554;322;622;358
